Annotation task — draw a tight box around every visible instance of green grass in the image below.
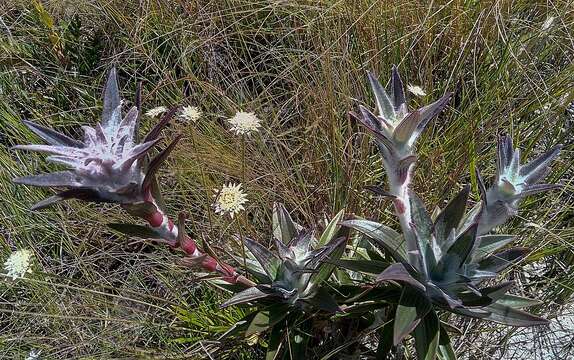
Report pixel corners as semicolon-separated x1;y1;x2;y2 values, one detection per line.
1;0;573;358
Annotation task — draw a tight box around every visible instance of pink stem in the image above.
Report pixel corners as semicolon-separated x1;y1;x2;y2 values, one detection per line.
139;193;255;287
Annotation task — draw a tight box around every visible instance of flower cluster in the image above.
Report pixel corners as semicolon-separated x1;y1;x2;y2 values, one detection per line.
407;84;426;97
227;111;261;135
13;69;176;209
145;106;167;117
4;249;33;280
180;106;202;122
214;183;248;218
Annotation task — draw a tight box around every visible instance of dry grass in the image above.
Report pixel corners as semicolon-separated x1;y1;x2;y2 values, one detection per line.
0;0;573;358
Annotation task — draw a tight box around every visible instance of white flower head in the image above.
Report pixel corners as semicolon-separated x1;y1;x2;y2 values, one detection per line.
25;350;41;360
541;16;555;31
214;183;248;218
180;106;202;123
227;111;261;135
407;84;426;97
145;106;168;118
4;249;33;280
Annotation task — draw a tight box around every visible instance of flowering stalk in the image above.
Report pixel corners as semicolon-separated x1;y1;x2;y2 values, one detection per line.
130;191;256;287
13;67;256;288
352;66;452;271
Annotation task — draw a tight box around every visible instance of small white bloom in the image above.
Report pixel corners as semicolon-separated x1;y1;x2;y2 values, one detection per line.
541;16;555;31
4;249;33;280
407;84;426;97
214;183;248;218
25;350;41;360
179;106;202;122
227;111;261;135
145;106;168;118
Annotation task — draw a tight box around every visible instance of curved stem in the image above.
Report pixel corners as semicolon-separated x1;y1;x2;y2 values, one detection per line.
128;192;255;288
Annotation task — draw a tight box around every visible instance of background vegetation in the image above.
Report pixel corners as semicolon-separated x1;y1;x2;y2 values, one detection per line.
1;0;573;358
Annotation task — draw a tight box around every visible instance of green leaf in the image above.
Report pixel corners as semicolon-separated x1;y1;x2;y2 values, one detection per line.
149;175;167;211
310;237;347;289
440;321;462;335
218;311;259;340
246;310;271;336
477;247;529;273
358;105;396;150
318;208;345;247
22;120;82;147
495;294;543;309
459;282;514;307
455;304;549;326
289;330;310;360
480;281;514;301
330;259;390;275
273;202;298;244
246;305;289;337
342;219;407;262
305;287;341;313
377;263;426;292
413;310;440;360
393;287;432;345
409;191;434;267
266;325;284;360
220;287;272;308
433;224;477;277
417;93;452;134
437;324;457;360
230;254;271;284
394;110;421;144
243;237;280;280
376;319;395;359
107;223;161;239
484;303;549;326
474;234;515;260
122;201;158;218
434;185;470;251
142;134;181;190
334;268;354;285
367;71;395;121
426;283;463;309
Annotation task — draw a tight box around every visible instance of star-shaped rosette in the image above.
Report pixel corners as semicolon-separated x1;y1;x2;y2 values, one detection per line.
477;135;562;234
352;66;452;161
13;68;180;210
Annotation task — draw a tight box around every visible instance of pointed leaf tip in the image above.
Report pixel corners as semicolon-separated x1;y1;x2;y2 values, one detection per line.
142;134;182;191
22;120;83;148
272;202;298;244
391;65;406;112
367;70;395;121
220;287;271;308
243;237;280;279
102;66;121;128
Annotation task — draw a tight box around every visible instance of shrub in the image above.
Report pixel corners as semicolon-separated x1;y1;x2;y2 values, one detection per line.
11;63;562;359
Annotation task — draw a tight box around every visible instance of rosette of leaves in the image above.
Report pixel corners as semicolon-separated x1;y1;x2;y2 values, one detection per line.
219;203;347;359
13;67;179;211
476;135;562;234
351;67;451;188
342;135;561;359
